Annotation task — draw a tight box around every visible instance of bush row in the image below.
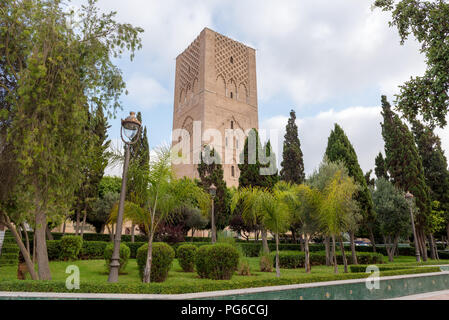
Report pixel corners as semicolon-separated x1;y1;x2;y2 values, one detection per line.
136;243;175;282
0;267;441;295
0;231;20;268
274;251;385;269
24;238;447;262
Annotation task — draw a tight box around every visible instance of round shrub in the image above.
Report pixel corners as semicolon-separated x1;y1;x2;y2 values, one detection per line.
136;243;175;282
104;243;130;273
194;243;239;280
177;244;198;272
59;236;83;261
194;245;211;278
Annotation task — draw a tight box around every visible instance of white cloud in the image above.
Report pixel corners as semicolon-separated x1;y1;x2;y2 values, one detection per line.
125;74;170;109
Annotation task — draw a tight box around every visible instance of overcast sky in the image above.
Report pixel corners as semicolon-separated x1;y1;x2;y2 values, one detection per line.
75;0;449;177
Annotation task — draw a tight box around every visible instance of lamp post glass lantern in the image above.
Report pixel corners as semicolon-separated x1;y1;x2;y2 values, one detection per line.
405;191;421;263
108;112;142;283
210;184;217;244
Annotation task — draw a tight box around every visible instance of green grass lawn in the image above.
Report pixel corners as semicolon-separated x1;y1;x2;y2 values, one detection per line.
0;256;446;294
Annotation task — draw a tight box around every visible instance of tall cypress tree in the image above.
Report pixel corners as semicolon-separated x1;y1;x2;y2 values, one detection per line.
325;123;375;254
374;152;389;180
381;95;431;259
411;120;449;242
197;146;231;235
238;129;278;189
280;110;305;184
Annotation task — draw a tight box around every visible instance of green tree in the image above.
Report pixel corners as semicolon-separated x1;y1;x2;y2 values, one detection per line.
280;110;305;184
375;152;389;180
73;105;111;237
325;123;374;259
320;170;360;273
238;129;278;251
126;146;209;283
372;178;411;262
127;112;150;241
231;186;289;277
381;95;431;260
197;146;231;243
277;182;322;273
374;0;449;127
308;157;350;265
0;0;143;280
411;120;449;246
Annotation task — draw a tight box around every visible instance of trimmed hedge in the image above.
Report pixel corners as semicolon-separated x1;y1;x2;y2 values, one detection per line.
177;244;197;272
136;243;175;282
0;267;440;294
104;243;130;273
274;251;384;269
59;236;83;261
194;243;240;280
0;231;20;268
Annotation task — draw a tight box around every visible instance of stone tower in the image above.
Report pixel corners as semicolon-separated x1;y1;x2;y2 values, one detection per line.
172;28;259;188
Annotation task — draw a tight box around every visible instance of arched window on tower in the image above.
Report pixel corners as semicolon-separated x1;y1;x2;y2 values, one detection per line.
231;121;234;129
231;166;235;177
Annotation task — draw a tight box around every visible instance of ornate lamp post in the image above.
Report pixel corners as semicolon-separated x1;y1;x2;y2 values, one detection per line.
405;191;421;263
108;112;141;282
209;183;217;244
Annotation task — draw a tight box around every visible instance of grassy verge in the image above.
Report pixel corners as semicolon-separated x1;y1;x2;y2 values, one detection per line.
0;256;445;294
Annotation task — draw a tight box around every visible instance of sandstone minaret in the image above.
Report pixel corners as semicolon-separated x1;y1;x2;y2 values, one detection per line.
172;28;259;187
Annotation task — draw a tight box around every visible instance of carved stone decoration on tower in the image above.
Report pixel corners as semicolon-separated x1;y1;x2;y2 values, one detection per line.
172;28;259;188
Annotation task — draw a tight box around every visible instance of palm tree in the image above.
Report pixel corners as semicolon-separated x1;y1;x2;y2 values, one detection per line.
320;170;360;273
276;181;322;273
111;145;209;283
231;186;289;277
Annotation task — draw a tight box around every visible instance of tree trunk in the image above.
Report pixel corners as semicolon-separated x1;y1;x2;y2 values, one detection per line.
62;218;67;236
1;214;38;280
446;223;449;249
349;231;358;265
291;228;297;244
32;232;36;264
22;223;30;254
75;209;81;236
80;208;87;239
429;234;436;260
45;225;53;240
261;227;269;253
369;228;376;253
418;228;428;261
384;236;394;262
131;223;135;243
275;232;280;278
332;234;338;274
304;233;311;273
325;236;331;266
143;233;154;283
339;235;348;273
35;210;51;280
